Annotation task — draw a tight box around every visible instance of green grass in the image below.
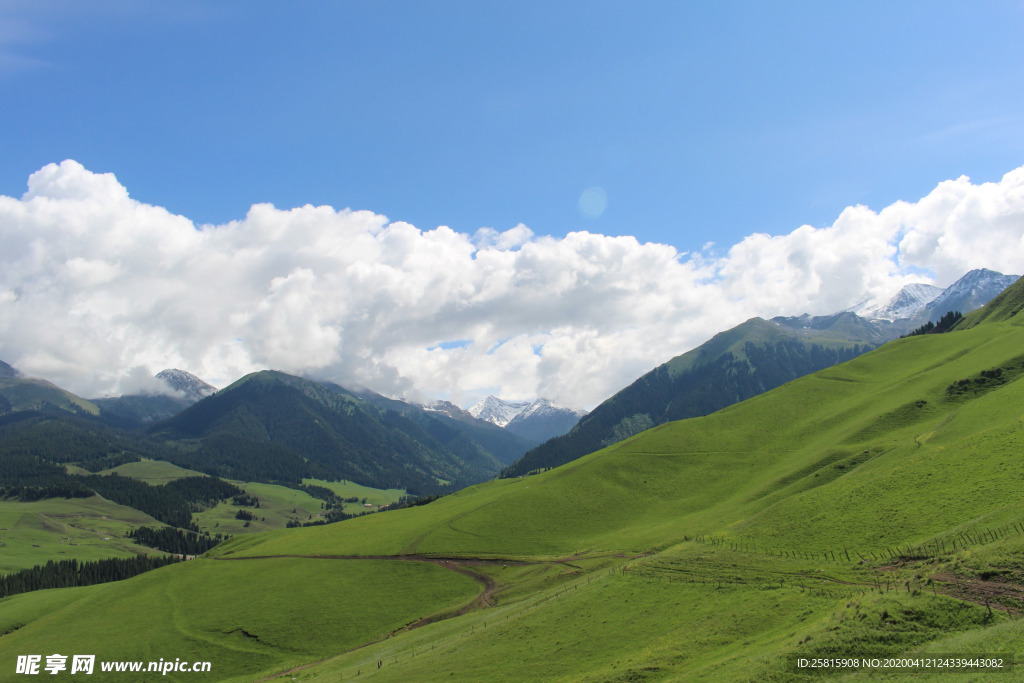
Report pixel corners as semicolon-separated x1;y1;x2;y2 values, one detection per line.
0;496;164;574
192;480;407;537
192;480;403;536
82;464;407;535
198;316;1024;678
290;546;999;682
7;301;1024;680
1;463;410;570
192;481;327;535
98;458;206;484
0;557;479;682
302;477;406;514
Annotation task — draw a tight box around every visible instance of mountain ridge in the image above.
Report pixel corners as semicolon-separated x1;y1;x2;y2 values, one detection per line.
502;268;1018;477
146;369;505;493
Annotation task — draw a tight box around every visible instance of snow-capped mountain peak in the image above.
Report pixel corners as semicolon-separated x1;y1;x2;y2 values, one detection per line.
842;269;1019;326
846;283;943;322
923;269;1020;321
155;369;217;403
511;398;586;422
467;396;531;427
467;396;587;443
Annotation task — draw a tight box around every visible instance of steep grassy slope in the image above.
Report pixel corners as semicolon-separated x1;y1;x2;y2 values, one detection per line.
5;283;1024;680
503;315;879;477
955;273;1024;329
211;316;1024;566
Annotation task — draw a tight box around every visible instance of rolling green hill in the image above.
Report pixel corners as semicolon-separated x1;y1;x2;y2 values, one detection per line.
5;281;1024;680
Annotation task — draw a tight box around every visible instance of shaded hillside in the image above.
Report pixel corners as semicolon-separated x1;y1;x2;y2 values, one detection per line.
92;393;191;426
502;316;875;477
149;370;502;494
337;386;537;466
0;410;177;475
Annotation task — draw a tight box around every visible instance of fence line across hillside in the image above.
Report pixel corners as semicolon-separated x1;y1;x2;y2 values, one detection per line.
691;519;1024;564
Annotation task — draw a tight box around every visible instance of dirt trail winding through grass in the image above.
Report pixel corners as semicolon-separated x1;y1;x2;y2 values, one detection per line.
226;551;633;682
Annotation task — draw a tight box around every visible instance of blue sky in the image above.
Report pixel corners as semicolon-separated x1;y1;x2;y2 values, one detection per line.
4;1;1023;249
3;2;1024;407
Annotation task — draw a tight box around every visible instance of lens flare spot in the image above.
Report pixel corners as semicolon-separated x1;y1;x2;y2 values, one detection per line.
578;186;607;218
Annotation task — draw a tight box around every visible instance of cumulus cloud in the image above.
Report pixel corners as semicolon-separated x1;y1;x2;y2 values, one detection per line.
2;159;1024;409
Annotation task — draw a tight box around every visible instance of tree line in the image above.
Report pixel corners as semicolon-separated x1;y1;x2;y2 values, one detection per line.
0;556;181;599
902;310;963;338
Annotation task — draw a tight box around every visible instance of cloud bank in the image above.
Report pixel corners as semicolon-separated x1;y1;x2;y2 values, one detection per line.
2;160;1024;408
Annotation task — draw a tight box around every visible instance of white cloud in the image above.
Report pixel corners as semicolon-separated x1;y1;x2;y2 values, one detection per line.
2;159;1024;409
113;365;185;399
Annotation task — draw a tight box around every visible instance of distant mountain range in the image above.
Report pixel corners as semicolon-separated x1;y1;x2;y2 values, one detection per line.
846;268;1018;328
1;267;1017;494
146;370;514;493
501;268;1019;477
467;396;587;443
0;362;536;495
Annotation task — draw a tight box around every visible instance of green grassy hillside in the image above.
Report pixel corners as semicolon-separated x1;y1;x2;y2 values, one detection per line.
0;374;100;416
5;281;1024;680
503;315;879;477
0;495;166;574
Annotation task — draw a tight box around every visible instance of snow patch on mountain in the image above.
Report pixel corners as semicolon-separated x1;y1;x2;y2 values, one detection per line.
423;399;474;420
467;396;531;427
921;269;1020;322
511;398;585;422
468;396;587;443
845;283;943;322
155;369;217;403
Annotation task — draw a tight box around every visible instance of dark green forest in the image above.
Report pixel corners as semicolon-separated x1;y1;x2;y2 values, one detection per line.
128;526;226;555
0;556;181;599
